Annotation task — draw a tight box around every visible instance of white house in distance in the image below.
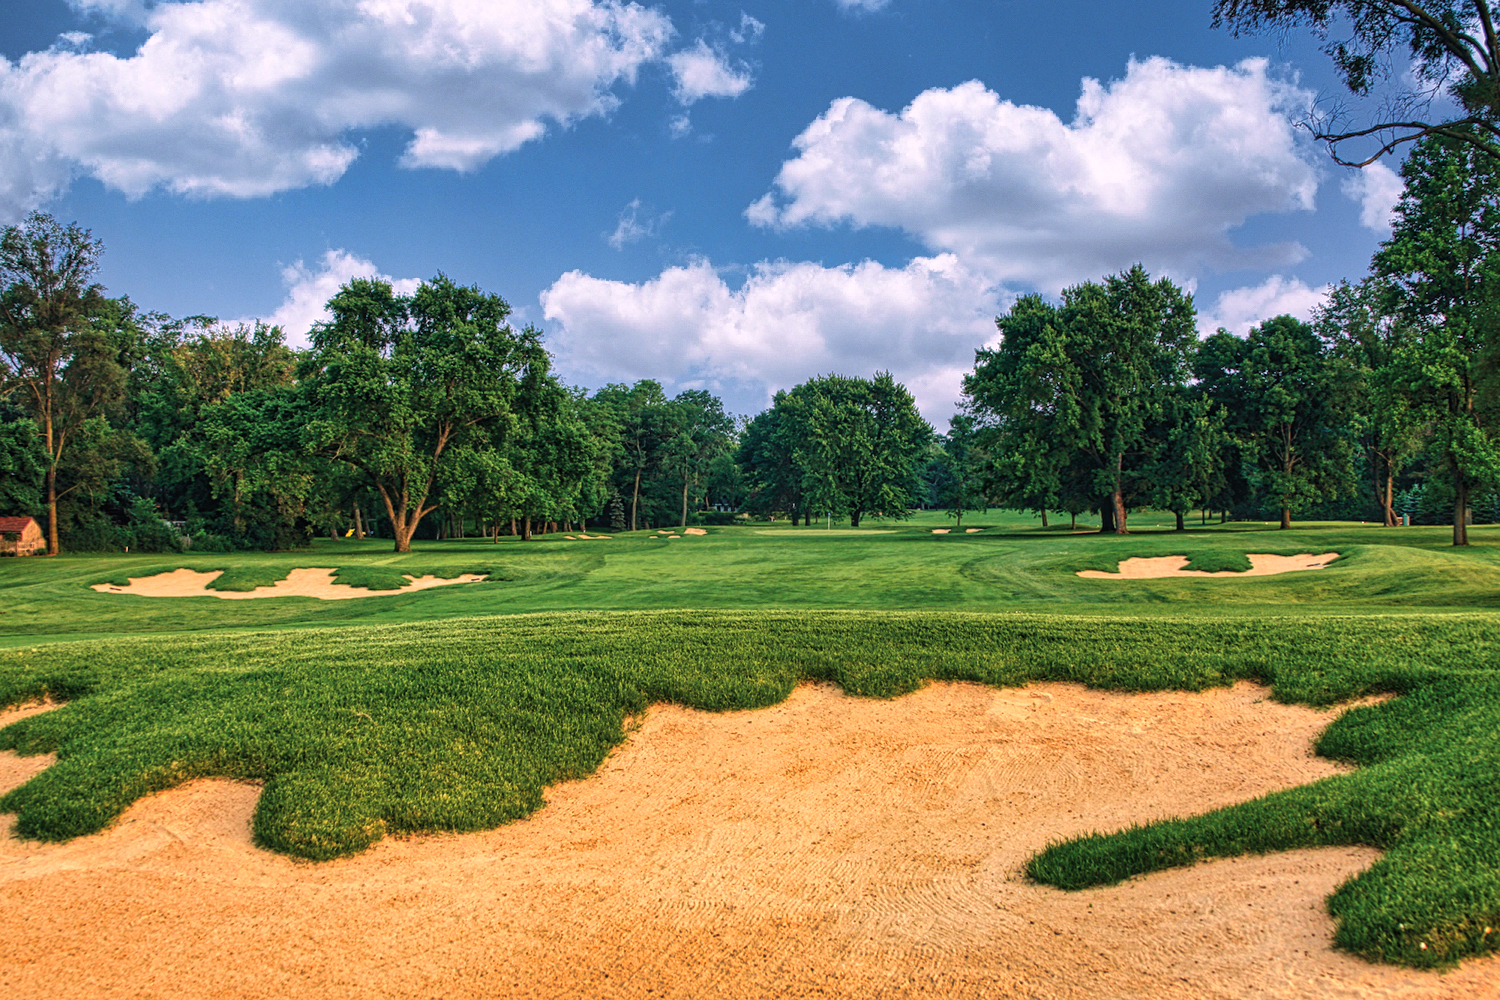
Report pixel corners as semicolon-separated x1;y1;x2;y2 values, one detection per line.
0;516;44;557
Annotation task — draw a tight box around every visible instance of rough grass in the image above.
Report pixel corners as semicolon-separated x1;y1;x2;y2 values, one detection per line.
1;608;1499;970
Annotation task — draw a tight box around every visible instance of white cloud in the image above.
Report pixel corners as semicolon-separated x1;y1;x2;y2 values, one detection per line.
243;249;421;348
1341;161;1405;235
541;254;1003;421
606;197;670;249
730;14;766;44
836;0;890;12
666;40;752;105
749;57;1319;292
0;0;679;219
1197;275;1330;337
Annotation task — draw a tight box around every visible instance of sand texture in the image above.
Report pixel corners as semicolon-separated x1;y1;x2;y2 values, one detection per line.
3;682;1495;999
91;567;487;600
1078;553;1340;580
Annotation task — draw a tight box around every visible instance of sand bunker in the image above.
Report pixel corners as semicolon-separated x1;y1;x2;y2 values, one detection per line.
4;683;1492;999
1079;553;1340;580
932;528;951;534
684;527;707;536
91;567;486;600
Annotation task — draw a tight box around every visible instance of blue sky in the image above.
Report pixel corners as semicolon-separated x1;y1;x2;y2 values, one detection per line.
2;0;1406;420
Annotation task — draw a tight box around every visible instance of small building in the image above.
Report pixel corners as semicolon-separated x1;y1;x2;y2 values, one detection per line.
0;516;45;557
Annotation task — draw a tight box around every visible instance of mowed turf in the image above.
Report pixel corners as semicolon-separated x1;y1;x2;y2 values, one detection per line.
4;512;1500;645
2;514;1500;969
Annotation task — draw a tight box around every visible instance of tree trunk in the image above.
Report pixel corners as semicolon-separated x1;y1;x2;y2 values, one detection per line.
956;511;962;528
1110;489;1127;535
631;470;642;532
1455;475;1470;546
1070;512;1076;530
45;465;58;556
523;515;532;542
850;510;862;528
1040;508;1048;528
1280;507;1291;530
1099;503;1115;534
1110;454;1127;534
354;506;364;540
1383;468;1396;527
1175;510;1185;531
681;480;690;528
1220;510;1227;524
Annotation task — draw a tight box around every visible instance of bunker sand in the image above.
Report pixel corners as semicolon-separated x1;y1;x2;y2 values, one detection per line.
1079;553;1340;580
2;684;1495;999
91;567;486;600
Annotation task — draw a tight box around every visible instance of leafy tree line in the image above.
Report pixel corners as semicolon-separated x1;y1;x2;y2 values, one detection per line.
957;131;1500;546
0;214;749;553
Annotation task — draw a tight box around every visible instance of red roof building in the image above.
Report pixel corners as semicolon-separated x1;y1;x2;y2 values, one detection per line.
0;516;45;557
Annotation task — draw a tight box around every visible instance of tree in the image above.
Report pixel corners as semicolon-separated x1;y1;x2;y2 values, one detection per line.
1371;135;1500;544
969;267;1197;534
1319;279;1429;524
300;275;549;552
659;390;735;527
963;295;1075;527
738;401;811;523
592;380;668;531
932;413;989;527
0;212;123;554
1213;0;1500;164
1148;391;1230;530
1199;317;1357;529
784;372;931;528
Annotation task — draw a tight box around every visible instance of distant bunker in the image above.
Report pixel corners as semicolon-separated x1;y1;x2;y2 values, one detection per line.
92;568;486;600
1078;553;1340;580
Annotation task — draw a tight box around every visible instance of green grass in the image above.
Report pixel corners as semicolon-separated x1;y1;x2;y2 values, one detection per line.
5;511;1500;969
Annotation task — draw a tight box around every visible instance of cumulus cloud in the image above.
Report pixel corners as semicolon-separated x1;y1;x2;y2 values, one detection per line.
1197;275;1330;337
666;40;753;104
747;57;1319;292
1341;161;1405;235
0;0;685;219
836;0;891;12
242;249;421;349
541;254;1004;420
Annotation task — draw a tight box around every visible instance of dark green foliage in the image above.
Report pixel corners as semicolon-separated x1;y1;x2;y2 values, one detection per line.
1197;315;1357;529
966;266;1199;533
0;418;46;515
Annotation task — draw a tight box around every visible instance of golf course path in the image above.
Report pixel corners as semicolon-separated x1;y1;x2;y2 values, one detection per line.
2;683;1497;999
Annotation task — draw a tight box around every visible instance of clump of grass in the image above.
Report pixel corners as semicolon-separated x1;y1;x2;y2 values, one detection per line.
1180;551;1253;573
1;609;1499;969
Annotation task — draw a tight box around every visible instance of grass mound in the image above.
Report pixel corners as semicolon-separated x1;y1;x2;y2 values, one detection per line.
2;609;1500;968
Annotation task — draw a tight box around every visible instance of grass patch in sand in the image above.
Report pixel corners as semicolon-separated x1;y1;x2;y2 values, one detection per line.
1;609;1500;969
1181;551;1253;573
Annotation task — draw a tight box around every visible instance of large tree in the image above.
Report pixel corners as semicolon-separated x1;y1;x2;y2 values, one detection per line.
783;372;931;528
1319;279;1428;525
1213;0;1500;164
1199;316;1357;529
300;275;549;552
969;266;1197;534
0;213;124;554
1372;135;1500;544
